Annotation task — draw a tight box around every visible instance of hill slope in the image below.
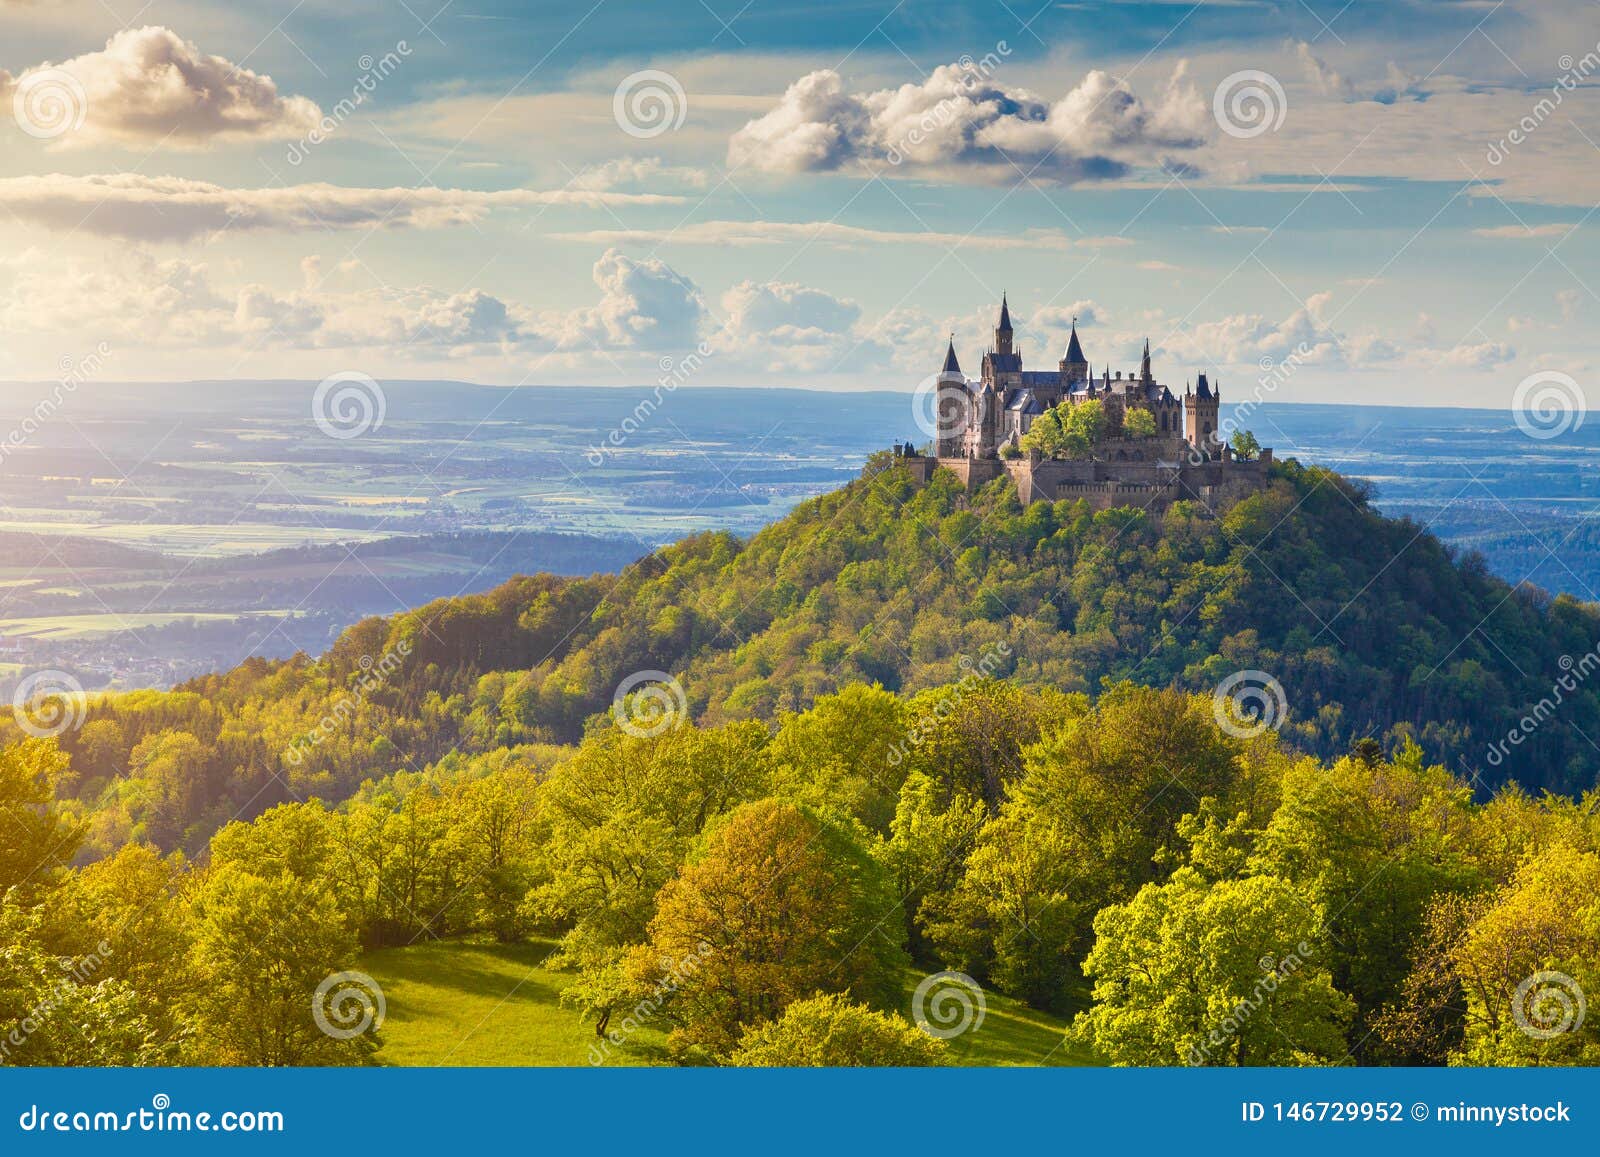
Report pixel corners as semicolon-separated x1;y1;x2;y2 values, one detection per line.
32;453;1600;851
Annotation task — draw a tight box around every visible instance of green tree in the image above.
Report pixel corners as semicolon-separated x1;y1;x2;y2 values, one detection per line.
1123;408;1157;439
0;740;84;897
1447;845;1600;1066
1073;868;1353;1065
633;798;908;1057
1020;399;1107;459
730;993;949;1066
188;865;375;1065
1230;429;1262;460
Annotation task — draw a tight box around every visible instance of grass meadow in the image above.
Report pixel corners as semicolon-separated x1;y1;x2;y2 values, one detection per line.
361;938;1091;1067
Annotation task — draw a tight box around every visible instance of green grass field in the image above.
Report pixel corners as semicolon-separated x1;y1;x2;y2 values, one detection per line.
360;938;1093;1067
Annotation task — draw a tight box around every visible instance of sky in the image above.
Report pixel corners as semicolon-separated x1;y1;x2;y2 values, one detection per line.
0;0;1595;407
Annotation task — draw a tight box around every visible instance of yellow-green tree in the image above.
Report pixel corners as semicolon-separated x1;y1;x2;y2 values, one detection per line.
730;993;948;1066
187;864;374;1065
1123;408;1158;438
634;798;907;1057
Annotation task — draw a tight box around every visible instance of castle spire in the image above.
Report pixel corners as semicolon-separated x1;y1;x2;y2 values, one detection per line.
994;294;1014;357
941;334;962;375
1064;316;1085;365
1140;337;1152;382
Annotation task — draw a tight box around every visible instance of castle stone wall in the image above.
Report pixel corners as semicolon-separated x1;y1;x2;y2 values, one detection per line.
895;445;1272;515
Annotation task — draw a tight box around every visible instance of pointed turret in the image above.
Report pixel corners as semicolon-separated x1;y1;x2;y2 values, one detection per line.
994;294;1014;357
1196;371;1212;399
1059;314;1088;387
941;336;962;376
1140;337;1152;382
1064;317;1085;365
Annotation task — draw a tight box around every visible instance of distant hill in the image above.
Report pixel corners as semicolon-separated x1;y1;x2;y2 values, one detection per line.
28;453;1600;854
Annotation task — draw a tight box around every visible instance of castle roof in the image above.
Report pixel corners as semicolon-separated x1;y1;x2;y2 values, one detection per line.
1064;318;1085;364
942;338;961;374
1005;389;1046;414
998;294;1012;332
1196;372;1212;399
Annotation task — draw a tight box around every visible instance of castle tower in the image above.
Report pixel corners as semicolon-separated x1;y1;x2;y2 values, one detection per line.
1059;316;1089;387
994;294;1014;357
1185;371;1222;456
1140;338;1153;383
935;337;968;458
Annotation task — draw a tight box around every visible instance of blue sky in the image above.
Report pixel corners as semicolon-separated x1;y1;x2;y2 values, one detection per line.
0;0;1595;407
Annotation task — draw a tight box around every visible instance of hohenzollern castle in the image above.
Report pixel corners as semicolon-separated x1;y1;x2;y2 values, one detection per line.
899;295;1273;513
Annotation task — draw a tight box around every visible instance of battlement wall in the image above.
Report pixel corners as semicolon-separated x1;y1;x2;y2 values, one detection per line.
895;444;1272;514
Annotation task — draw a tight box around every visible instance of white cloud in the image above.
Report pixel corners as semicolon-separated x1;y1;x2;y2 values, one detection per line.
0;246;705;359
1425;340;1517;370
568;156;711;192
727;60;1209;184
1157;293;1345;368
1472;223;1575;238
714;279;880;372
550;219;1091;250
0;173;685;241
0;26;321;147
536;248;705;351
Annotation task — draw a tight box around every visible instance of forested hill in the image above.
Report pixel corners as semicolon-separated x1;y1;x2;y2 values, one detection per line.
28;452;1600;854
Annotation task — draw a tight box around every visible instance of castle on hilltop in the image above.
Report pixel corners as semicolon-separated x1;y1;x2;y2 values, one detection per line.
898;295;1272;513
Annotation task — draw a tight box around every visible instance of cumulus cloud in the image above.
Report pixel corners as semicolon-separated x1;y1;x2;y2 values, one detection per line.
551;219;1089;250
713;279;884;372
0;173;685;241
1294;42;1424;105
0;246;709;360
1158;292;1352;369
0;26;321;147
0;248;528;355
727;60;1209;183
1423;340;1517;371
536;248;705;351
